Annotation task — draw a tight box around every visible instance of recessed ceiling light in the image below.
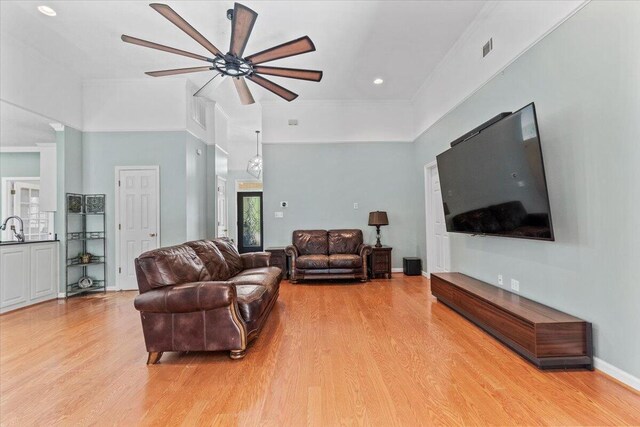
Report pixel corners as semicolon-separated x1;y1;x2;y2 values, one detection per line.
373;78;384;85
37;5;56;16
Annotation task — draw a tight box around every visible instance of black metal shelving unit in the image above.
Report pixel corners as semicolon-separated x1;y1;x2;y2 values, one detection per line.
65;193;107;297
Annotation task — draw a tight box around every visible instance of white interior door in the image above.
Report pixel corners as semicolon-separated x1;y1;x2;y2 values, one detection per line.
117;168;159;290
426;163;451;275
216;176;228;238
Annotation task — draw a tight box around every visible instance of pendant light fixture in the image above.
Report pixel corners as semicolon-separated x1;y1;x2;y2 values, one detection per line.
247;130;263;178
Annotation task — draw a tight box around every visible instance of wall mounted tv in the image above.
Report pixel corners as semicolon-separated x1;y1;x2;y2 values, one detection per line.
436;103;554;241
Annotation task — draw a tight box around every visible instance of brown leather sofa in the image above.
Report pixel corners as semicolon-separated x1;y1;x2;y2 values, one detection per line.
134;238;282;364
285;229;372;283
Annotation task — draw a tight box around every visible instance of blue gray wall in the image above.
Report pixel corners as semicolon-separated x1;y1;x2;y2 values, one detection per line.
413;1;639;377
263;142;419;267
82;131;189;285
54;126;84;292
0;152;40;177
185;133;207;241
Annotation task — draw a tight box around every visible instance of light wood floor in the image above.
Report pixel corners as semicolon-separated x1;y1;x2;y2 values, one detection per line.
1;275;639;426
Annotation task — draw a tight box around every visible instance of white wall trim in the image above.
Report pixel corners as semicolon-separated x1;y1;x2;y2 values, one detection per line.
594;357;640;392
411;0;589;140
262;140;414;145
391;268;404;273
214;103;231;122
422;270;429;278
81;127;188;133
0;146;41;153
215;144;230;156
114;165;161;291
186;129;207;145
49;123;64;132
260;99;414;107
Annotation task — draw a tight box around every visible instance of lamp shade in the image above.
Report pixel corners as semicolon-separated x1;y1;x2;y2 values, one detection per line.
368;211;389;226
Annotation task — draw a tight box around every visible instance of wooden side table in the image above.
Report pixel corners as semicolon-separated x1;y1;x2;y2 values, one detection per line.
265;247;289;279
368;246;392;279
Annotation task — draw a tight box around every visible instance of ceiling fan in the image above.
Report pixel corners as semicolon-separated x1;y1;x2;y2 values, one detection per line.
121;3;323;104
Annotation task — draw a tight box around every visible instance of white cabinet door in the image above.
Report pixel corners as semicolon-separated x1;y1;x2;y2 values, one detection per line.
0;245;30;310
30;243;58;300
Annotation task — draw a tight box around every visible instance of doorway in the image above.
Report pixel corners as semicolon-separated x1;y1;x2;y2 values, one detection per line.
237;191;263;253
115;166;160;290
425;161;450;276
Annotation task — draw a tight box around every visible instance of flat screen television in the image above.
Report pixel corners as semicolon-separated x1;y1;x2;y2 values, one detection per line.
436;103;554;241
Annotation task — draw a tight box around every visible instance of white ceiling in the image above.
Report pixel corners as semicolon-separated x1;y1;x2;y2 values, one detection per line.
0;0;486;102
0;102;56;147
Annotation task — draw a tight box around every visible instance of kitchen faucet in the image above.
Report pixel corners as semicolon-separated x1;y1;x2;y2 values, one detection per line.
0;216;25;242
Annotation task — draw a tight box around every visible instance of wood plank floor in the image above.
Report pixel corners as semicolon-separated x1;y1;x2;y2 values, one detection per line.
1;275;639;426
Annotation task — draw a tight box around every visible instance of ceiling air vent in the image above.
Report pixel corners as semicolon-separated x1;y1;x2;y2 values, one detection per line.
288;119;298;126
483;38;493;58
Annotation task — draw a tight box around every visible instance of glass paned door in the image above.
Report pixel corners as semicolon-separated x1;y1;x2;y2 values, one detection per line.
13;182;53;241
237;192;263;253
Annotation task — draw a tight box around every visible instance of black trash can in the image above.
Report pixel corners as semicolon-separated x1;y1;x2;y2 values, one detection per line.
403;257;422;276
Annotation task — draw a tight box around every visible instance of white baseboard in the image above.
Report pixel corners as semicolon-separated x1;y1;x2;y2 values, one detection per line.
421;270;429;278
594;357;640;391
57;292;66;299
391;268;403;273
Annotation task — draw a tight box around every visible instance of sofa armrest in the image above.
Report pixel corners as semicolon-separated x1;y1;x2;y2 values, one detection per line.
284;245;299;258
240;252;271;269
358;244;373;258
134;281;235;313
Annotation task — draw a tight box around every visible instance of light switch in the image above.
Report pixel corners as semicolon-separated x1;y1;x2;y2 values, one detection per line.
274;212;284;218
353;203;359;209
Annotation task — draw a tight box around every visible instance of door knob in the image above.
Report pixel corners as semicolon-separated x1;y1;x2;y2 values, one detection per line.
149;233;157;237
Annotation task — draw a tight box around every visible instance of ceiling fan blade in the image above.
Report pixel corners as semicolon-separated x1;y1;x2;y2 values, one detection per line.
121;35;213;63
232;77;256;105
230;3;258;58
194;73;221;97
246;74;298;102
150;3;222;57
245;36;315;65
254;66;322;82
145;66;213;77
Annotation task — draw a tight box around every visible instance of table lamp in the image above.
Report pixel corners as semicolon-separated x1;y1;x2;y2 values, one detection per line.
368;211;389;248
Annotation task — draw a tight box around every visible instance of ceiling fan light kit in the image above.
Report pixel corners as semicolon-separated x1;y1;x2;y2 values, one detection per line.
122;2;323;104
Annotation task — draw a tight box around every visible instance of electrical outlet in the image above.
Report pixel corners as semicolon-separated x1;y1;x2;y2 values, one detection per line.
510;279;520;292
353;202;359;209
498;274;503;286
274;212;284;218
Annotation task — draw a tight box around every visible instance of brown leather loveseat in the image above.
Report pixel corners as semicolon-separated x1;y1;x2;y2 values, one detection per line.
134;238;282;364
285;229;372;283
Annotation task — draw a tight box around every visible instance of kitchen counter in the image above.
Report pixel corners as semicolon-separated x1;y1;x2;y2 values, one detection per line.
0;239;59;246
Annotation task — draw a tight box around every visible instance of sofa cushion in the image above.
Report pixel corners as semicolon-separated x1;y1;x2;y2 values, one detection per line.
212;238;243;276
328;229;363;254
235;285;270;322
185;240;231;280
136;245;210;291
230;267;282;292
329;254;362;268
296;254;329;269
293;230;328;255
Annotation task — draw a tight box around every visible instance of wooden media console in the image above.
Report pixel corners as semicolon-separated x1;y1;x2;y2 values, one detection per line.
431;272;593;370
